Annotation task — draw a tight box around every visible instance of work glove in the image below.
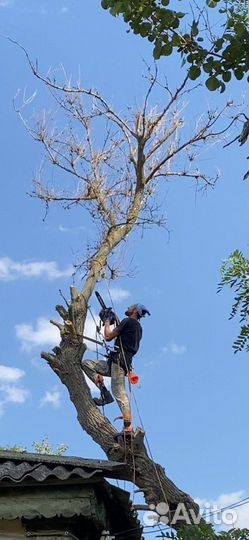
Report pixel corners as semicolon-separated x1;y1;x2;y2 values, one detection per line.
99;307;116;325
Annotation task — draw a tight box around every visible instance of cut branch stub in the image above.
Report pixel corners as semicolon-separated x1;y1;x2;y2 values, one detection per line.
14;60;229;529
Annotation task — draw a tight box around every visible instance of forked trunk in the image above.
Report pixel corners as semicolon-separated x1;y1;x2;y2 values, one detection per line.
42;287;201;530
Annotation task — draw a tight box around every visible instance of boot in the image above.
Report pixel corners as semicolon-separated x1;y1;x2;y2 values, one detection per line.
113;413;134;440
93;385;114;406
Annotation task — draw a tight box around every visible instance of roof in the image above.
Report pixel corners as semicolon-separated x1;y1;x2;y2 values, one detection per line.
0;449;128;482
0;450;142;540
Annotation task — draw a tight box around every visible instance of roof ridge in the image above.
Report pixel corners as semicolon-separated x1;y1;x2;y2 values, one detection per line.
0;449;123;467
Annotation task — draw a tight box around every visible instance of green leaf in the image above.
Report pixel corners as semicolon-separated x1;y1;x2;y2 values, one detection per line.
235;22;246;36
161;42;173;55
207;0;218;7
140;22;152;37
219;251;249;353
103;0;249;92
101;0;110;8
222;70;232;82
153;40;163;60
171;17;180;29
157;8;173;26
188;65;201;80
214;37;224;51
203;62;212;73
109;4;122;16
186;53;195;63
234;68;244;80
205;75;220;90
191;20;199;37
172;33;181;46
219;81;226;93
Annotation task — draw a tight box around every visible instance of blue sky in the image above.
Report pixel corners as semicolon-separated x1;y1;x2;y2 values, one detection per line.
0;0;248;535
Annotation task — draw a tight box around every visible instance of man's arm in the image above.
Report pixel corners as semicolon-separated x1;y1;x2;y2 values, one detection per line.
104;321;120;341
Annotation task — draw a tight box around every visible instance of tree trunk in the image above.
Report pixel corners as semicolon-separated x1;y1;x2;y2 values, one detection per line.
42;287;201;530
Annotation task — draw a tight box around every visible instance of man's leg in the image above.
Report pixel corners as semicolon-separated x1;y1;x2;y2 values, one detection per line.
82;359;109;385
111;362;133;433
82;359;114;405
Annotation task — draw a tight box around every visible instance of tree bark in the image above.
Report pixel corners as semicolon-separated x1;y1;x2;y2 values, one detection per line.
42;286;201;530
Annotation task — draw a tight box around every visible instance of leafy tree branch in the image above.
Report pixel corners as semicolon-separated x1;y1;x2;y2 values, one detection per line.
102;0;249;92
13;47;244;528
218;250;249;352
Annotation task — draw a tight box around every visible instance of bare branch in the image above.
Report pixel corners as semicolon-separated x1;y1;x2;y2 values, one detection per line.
14;47;242;528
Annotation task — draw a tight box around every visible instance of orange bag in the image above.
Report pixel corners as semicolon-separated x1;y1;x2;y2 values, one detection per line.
128;371;140;385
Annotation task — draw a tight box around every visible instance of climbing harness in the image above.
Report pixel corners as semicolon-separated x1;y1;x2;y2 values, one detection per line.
95;290;140;390
101;282;169;508
87;286;168;508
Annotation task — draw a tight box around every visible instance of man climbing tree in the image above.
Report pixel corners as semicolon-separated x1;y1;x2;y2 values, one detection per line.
82;302;150;437
14;51;245;528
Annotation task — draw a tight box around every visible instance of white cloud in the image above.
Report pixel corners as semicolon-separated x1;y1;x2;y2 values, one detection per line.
16;311;101;354
15;312;110;396
0;257;73;281
16;317;58;352
0;365;25;382
196;490;245;510
163;342;187;356
195;490;249;529
40;389;61;408
15;310;111;395
85;312;100;344
0;385;28;404
57;224;86;233
235;502;249;529
108;288;130;303
0;365;29;416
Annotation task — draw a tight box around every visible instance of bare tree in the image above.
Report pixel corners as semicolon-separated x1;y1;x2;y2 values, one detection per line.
15;57;241;530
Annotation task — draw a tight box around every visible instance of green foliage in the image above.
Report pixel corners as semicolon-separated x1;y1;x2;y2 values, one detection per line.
0;444;27;453
158;524;249;539
0;436;68;456
218;250;249;352
159;523;216;539
32;436;69;455
102;0;249;91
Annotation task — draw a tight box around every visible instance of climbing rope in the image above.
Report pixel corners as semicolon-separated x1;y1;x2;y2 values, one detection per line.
103;279;136;494
87;282;168;507
103;280;168;507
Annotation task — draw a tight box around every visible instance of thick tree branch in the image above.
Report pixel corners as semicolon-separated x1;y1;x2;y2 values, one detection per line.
14;52;242;530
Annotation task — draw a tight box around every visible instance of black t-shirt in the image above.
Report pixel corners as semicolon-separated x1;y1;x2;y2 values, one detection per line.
115;317;142;360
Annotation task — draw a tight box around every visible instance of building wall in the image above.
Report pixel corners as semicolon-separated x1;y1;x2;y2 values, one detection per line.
0;519;25;539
